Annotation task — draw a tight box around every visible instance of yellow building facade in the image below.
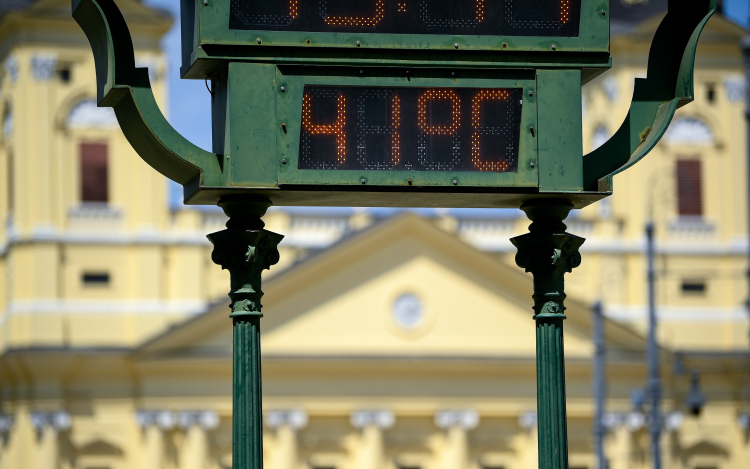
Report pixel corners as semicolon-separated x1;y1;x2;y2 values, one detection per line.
0;1;749;468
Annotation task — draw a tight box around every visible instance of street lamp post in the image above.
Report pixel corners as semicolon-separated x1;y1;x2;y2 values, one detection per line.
645;222;662;469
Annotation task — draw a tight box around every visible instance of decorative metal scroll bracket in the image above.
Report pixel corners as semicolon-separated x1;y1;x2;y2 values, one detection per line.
72;0;222;191
582;0;716;191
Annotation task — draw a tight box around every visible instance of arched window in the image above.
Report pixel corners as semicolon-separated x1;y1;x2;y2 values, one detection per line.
68;99;118;128
664;118;714;146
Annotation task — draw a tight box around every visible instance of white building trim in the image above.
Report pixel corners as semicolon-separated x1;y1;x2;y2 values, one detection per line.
604;305;749;323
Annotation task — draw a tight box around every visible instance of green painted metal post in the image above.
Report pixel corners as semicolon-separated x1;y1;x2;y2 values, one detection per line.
207;196;284;469
511;200;585;469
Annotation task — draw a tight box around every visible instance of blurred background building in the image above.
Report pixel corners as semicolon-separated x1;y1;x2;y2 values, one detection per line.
0;0;749;468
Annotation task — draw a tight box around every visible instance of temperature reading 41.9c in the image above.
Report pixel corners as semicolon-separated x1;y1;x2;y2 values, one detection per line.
230;0;581;37
298;86;523;173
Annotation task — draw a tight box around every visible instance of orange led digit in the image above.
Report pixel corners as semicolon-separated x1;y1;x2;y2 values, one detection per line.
561;0;570;23
391;94;401;165
471;89;511;172
418;89;461;135
475;0;485;23
324;0;385;27
290;0;298;19
302;93;347;164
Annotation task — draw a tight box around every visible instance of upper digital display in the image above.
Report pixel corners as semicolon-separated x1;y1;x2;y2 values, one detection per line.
230;0;581;37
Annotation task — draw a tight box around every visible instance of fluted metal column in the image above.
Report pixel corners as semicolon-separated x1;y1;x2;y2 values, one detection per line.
511;200;585;469
208;196;283;469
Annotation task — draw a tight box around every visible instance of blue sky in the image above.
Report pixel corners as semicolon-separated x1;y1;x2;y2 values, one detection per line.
142;0;749;208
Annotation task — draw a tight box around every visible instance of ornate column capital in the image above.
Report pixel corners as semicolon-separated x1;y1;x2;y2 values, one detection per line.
518;411;538;430
0;413;14;437
511;201;584;318
178;410;220;431
434;410;479;431
207;197;283;316
350;410;395;430
30;411;70;433
266;409;309;431
136;410;177;431
738;413;750;430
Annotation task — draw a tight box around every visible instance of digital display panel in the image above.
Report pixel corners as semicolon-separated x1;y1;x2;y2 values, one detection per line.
230;0;581;37
298;86;523;173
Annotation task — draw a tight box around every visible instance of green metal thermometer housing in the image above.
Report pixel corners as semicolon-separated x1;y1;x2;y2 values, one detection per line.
72;0;716;209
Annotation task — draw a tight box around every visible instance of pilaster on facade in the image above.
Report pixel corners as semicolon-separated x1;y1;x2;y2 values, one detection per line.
349;410;395;469
434;410;479;469
29;411;70;469
136;409;219;469
266;410;309;469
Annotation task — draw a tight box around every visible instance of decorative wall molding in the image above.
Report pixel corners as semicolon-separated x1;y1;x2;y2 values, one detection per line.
435;410;479;431
603;305;749;323
266;409;309;430
178;410;220;431
136;410;177;430
30;54;57;81
723;75;746;103
4;57;17;83
0;414;14;436
30;411;70;432
350;410;395;430
5;299;208;317
518;411;537;430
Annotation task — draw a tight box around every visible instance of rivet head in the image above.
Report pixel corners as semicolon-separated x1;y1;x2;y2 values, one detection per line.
281;159;287;165
256;38;262;44
356;41;361;46
451;71;455;76
530;161;536;168
454;42;459;49
203;0;207;5
601;10;606;16
407;178;413;185
551;44;556;51
226;155;230;160
280;86;286;92
528;90;534;97
361;178;366;184
359;69;364;74
452;179;458;186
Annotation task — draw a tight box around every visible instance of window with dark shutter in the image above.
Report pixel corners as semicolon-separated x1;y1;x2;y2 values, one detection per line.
80;142;108;202
676;159;702;217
